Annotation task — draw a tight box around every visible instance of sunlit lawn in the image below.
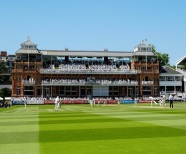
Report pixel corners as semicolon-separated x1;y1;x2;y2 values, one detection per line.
0;102;186;154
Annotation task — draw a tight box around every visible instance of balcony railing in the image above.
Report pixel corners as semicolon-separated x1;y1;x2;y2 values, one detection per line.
15;59;42;63
12;68;40;72
40;68;137;74
41;80;139;86
142;81;154;85
137;70;159;73
22;80;35;85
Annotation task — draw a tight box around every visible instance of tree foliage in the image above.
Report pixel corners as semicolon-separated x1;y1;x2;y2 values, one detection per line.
0;75;5;83
151;45;170;69
0;88;12;98
0;62;8;72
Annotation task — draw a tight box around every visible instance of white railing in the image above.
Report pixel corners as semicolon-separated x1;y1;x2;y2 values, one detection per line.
22;80;35;84
40;68;137;74
42;80;86;85
42;79;138;86
142;81;154;85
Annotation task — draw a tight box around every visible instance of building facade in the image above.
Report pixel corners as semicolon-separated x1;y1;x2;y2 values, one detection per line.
159;66;183;95
12;38;160;98
0;51;15;90
176;55;186;93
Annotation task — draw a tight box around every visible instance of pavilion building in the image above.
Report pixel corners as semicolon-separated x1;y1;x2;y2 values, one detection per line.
12;38;159;98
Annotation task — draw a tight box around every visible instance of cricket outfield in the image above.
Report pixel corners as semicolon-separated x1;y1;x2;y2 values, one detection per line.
0;102;186;154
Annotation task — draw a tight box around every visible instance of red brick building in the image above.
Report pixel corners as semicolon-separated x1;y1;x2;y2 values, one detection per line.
12;38;159;98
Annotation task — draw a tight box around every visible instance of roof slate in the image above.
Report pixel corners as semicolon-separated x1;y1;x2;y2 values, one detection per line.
40;50;134;57
176;55;186;66
160;66;182;74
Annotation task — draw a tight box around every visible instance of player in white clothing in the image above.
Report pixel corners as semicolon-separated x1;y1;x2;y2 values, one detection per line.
54;96;59;111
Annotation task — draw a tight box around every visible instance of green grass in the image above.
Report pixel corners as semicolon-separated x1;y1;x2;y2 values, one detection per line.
0;102;186;154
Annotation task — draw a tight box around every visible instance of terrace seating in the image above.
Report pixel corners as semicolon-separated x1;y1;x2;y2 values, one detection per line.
89;64;117;72
42;78;138;85
40;62;138;75
119;64;130;71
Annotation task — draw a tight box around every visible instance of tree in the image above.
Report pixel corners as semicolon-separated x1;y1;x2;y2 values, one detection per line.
0;88;12;98
9;76;12;83
151;45;170;69
0;75;5;83
0;62;8;72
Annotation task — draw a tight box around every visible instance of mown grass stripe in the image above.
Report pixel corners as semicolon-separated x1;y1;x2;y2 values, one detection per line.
38;126;186;143
0;103;186;154
0;126;186;144
0;106;40;154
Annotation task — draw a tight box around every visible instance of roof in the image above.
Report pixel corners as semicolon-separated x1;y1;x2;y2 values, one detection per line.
176;55;186;66
40;50;134;57
160;66;182;74
135;43;152;49
16;38;38;54
16;49;40;54
15;48;156;58
15;38;157;58
134;40;153;49
20;37;37;47
133;51;156;56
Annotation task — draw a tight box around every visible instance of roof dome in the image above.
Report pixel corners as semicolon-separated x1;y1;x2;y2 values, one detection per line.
20;37;37;49
134;40;152;52
16;37;40;54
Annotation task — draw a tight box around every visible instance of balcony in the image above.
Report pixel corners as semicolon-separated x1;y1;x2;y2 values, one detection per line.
12;69;23;73
22;80;35;85
137;70;159;73
142;81;154;85
15;59;42;63
40;68;137;75
41;79;139;86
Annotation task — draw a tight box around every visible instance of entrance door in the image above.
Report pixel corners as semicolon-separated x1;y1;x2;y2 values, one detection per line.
128;87;133;98
44;87;50;98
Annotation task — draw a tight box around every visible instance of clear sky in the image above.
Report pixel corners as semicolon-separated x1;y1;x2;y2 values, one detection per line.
0;0;185;65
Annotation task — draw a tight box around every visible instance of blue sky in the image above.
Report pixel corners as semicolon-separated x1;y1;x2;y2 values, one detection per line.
0;0;185;65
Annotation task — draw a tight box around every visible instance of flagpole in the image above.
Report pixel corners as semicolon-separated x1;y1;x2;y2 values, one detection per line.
28;45;29;69
146;45;147;70
145;39;147;70
28;37;29;69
